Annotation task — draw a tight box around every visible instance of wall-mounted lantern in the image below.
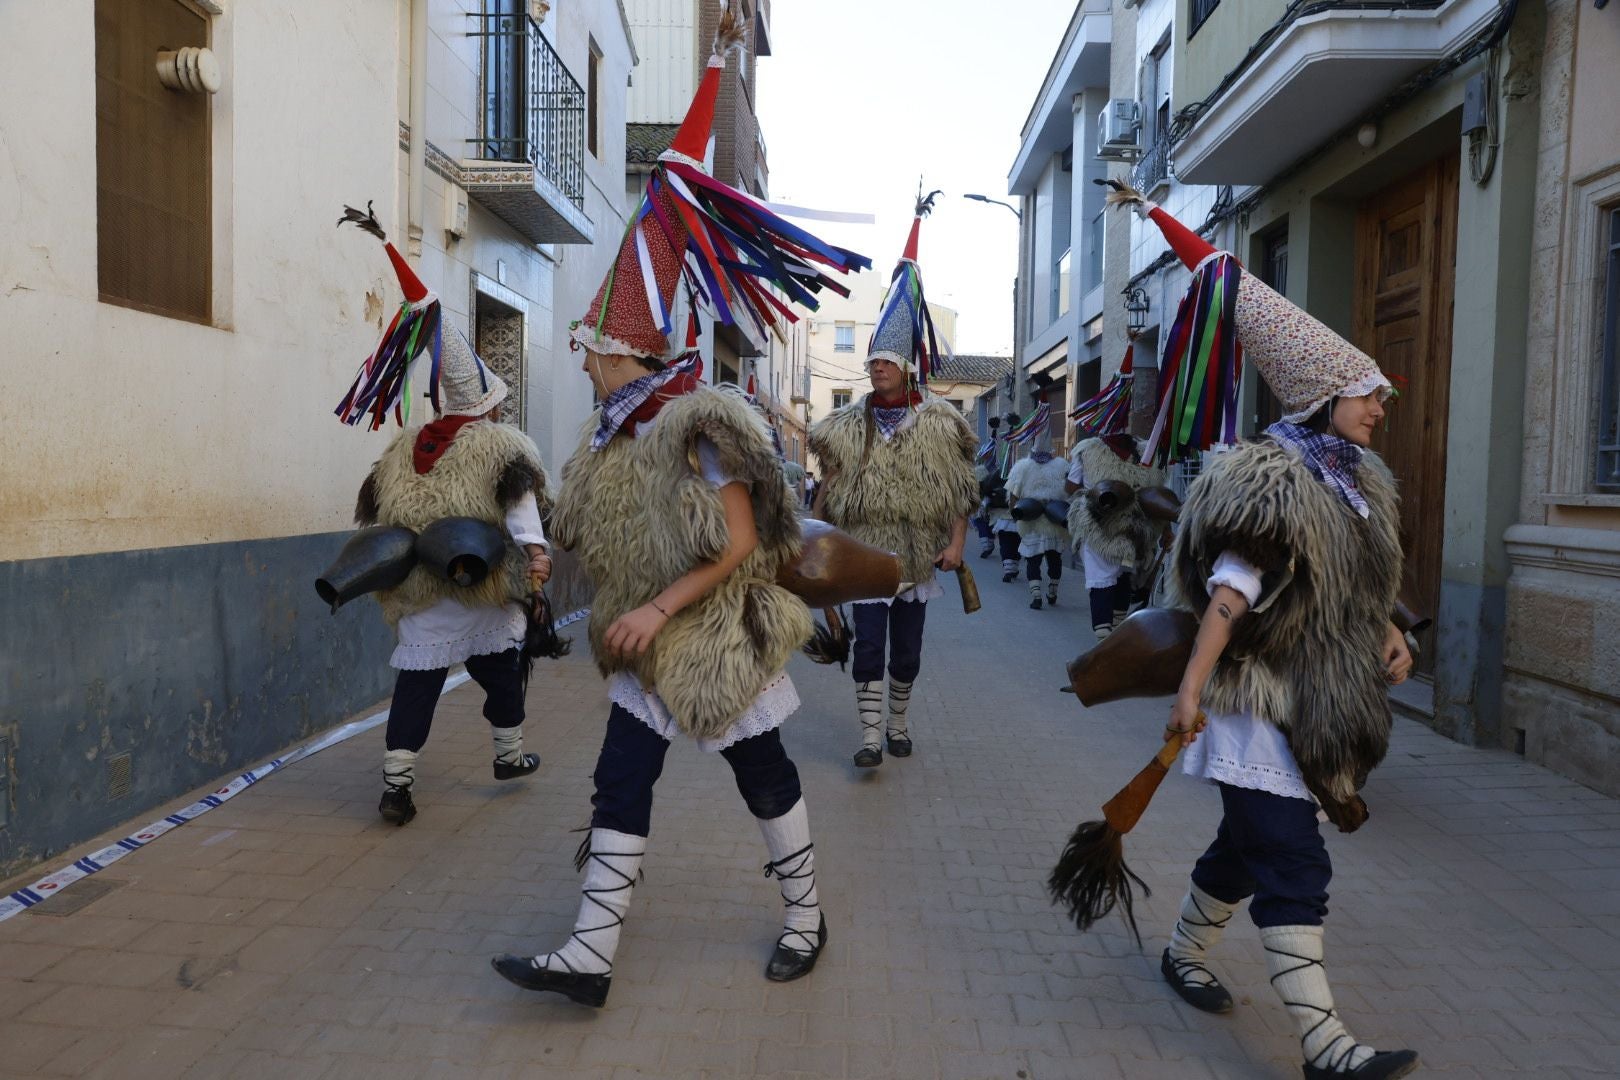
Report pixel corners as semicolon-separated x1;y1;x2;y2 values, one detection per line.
1124;286;1149;335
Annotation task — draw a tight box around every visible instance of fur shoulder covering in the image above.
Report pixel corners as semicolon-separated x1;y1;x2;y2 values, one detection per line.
1172;440;1403;811
551;386;809;741
1077;438;1163;490
809;396;979;582
1006;456;1070;502
364;421;552;625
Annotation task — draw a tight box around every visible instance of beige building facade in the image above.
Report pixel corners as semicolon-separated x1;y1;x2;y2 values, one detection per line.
1504;1;1620;795
0;0;633;877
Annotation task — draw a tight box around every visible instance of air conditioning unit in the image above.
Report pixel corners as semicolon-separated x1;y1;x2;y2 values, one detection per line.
1096;99;1143;162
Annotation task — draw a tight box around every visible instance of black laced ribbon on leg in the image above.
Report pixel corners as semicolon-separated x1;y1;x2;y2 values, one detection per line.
763;843;820;956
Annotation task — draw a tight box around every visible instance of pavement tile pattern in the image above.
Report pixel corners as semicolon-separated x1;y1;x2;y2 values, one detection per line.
3;568;1618;1079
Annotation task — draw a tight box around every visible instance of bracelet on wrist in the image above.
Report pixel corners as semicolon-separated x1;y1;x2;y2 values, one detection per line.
650;600;671;619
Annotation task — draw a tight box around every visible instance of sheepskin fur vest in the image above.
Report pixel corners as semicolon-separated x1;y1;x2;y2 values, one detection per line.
358;421;550;626
551;386;811;740
1068;437;1166;568
809;396;979;583
1005;455;1071;543
1171;438;1402;817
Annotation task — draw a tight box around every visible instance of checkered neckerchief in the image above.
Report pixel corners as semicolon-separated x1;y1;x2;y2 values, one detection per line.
1265;421;1369;518
591;355;699;451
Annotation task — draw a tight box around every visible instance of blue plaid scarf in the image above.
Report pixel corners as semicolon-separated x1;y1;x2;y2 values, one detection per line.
1265;421;1369;518
591;355;700;451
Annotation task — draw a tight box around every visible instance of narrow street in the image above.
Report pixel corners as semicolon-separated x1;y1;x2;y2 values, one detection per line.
2;568;1618;1080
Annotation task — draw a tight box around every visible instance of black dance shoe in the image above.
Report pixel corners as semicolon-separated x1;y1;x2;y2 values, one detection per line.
378;786;416;826
490;955;611;1007
1160;948;1234;1014
764;914;828;982
493;752;541;780
886;732;913;757
1303;1050;1419;1080
853;746;882;768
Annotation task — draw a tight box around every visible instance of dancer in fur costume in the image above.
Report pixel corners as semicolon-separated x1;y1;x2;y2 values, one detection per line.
491;9;866;1007
340;209;552;827
1066;435;1165;639
809;192;978;769
1108;180;1419;1080
1004;425;1070;610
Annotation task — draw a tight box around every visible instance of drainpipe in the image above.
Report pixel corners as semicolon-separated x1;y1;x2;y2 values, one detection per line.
407;0;429;255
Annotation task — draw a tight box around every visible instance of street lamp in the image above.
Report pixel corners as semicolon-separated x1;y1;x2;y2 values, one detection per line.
1124;286;1149;335
963;193;1028;418
963;193;1022;220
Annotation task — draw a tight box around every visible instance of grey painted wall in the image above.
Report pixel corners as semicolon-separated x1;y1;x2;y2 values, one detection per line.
0;532;397;879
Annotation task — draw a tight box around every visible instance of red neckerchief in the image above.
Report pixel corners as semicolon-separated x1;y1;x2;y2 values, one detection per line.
870;389;924;410
622;367;704;435
413;414;482;474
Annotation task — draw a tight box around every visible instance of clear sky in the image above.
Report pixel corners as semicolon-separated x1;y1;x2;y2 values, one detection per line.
756;0;1080;356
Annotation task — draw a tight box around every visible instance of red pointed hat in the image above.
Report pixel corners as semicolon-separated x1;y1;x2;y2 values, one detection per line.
571;6;743;361
1106;180;1390;424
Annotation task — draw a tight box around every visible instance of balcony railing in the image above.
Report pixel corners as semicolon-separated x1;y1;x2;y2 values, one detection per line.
1133;138;1170;194
469;8;585;208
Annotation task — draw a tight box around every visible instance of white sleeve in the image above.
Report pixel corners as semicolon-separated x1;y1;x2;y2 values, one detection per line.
696;436;747;490
505;492;548;549
1207;550;1262;607
1066;458;1084;487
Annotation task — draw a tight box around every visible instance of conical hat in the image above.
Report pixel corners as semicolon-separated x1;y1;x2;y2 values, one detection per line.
439;328;508;417
868;191;945;375
1127;194;1390;421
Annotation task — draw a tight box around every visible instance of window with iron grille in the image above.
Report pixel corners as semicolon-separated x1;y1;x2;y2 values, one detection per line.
1597;207;1620;491
95;0;212;323
834;324;855;352
1190;0;1222;38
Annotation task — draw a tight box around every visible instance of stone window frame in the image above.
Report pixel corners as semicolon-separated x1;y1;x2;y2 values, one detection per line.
1550;160;1620;502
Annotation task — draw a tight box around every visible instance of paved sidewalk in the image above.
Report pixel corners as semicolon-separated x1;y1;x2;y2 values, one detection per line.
2;565;1618;1079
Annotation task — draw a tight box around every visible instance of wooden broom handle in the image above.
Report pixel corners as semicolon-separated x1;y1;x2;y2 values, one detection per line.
1099;714;1206;834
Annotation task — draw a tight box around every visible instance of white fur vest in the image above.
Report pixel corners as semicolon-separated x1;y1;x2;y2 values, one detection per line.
1006;455;1071;543
1067;438;1167;568
358;420;550;626
550;387;811;740
808;397;979;582
1171;439;1402;815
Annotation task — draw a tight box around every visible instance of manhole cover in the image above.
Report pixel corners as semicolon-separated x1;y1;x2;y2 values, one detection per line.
27;875;128;917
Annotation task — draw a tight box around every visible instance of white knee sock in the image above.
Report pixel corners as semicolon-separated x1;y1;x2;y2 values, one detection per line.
1002;557;1018;575
758;799;822;952
1165;884;1238;988
529;828;645;976
887;679;913;738
382;748;418;790
1261;925;1375;1073
491;723;525;765
856;682;882;750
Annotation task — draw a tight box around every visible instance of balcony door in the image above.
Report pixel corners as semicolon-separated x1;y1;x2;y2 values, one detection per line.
1354;152;1458;674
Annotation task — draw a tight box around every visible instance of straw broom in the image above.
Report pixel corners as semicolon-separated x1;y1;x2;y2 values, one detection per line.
1047;714;1204;945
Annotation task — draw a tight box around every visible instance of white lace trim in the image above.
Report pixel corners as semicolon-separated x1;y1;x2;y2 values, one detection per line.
853;574;943;607
1192;753;1315;803
1182;709;1315;803
607;670;800;752
390;600;525;671
390;622;523;670
1280;370;1393;423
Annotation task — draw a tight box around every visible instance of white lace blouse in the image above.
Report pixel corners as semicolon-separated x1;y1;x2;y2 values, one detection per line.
1180;551;1316;804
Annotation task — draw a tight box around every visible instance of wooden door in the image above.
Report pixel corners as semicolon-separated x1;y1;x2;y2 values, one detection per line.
1354;152;1458;673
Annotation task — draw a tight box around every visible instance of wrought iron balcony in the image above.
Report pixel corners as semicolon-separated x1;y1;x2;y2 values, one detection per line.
1133;138;1170;195
463;7;593;245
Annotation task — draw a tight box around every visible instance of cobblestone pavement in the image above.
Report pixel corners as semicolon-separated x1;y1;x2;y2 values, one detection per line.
3;565;1619;1080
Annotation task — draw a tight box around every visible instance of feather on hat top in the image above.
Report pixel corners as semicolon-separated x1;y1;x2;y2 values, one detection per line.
335;202;445;430
571;1;868;365
867;189;949;383
1102;180;1391;460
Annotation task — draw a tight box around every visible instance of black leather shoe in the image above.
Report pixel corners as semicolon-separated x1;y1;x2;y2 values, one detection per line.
1161;948;1233;1014
1303;1050;1419;1080
765;914;827;982
493;752;541;780
1029;596;1043;610
886;732;912;757
853;746;882;768
491;955;611;1007
1002;570;1017;583
378;786;416;826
